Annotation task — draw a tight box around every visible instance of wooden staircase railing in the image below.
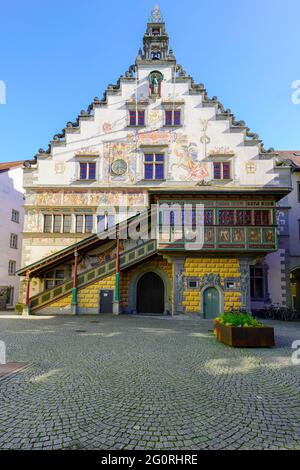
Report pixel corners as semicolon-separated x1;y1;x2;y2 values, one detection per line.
29;238;157;311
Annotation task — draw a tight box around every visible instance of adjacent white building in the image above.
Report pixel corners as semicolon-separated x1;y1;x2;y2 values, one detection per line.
274;152;300;309
0;161;24;309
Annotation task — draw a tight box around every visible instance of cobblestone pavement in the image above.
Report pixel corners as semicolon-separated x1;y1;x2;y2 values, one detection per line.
0;314;300;450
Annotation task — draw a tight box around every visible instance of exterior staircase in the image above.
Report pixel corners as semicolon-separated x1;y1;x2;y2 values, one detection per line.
29;239;157;312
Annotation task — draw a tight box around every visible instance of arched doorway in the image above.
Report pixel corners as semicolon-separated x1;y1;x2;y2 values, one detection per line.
137;272;164;314
203;287;220;319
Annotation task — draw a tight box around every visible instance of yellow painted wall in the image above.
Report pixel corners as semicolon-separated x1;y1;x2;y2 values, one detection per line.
183;257;241;313
37;274;115;312
46;293;72;308
77;274;115;308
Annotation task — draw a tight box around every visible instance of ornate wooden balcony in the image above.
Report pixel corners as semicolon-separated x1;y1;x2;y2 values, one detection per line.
157;225;277;252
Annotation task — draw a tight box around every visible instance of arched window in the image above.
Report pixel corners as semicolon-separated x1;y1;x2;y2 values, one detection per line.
148;71;164;98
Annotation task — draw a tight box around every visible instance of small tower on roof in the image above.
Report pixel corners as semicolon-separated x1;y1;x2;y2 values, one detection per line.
137;5;175;63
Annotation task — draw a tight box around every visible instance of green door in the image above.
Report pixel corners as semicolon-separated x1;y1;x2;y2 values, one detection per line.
203;287;220;319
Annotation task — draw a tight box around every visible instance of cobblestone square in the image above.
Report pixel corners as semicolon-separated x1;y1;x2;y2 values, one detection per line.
0;315;300;450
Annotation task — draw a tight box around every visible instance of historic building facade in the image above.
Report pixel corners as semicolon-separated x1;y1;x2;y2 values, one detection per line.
18;7;291;316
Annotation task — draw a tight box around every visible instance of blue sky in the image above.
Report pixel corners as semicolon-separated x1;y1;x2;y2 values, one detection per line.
0;0;299;163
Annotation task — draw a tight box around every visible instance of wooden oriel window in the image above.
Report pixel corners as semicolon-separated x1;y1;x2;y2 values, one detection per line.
254;210;270;225
236;210;252;225
218;210;234;226
204;209;214;225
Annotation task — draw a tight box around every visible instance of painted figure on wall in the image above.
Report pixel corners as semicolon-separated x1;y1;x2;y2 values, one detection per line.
188;142;198;162
135;130;171;145
204;228;214;243
249;229;260;242
148;110;162;129
233;228;244;242
219;229;230;242
233;228;245;242
264;229;275;242
35;192;62;207
102;122;113;133
171;140;208;182
24;209;40;232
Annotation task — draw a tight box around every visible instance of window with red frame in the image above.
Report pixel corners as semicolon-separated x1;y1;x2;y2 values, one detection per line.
165;110;181;126
129;110;145;126
213;162;231;180
219;210;234;226
254;210;270;225
79;162;96;180
204;209;214;225
236;210;252;225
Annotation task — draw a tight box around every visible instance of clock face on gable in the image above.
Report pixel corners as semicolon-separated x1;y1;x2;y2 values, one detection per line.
111;159;128;176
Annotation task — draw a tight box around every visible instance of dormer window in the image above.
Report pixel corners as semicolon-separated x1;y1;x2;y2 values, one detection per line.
129;110;145;127
165;110;181;126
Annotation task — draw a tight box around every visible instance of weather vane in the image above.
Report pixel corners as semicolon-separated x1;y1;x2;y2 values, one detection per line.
149;5;163;23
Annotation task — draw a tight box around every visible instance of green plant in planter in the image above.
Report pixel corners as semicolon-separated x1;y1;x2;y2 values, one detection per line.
214;312;263;327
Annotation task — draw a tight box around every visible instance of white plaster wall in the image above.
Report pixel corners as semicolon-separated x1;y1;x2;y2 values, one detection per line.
265;250;284;305
0;167;24;307
28;62;286;189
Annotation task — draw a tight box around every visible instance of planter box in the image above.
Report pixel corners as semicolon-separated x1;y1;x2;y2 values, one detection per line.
214;321;274;348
